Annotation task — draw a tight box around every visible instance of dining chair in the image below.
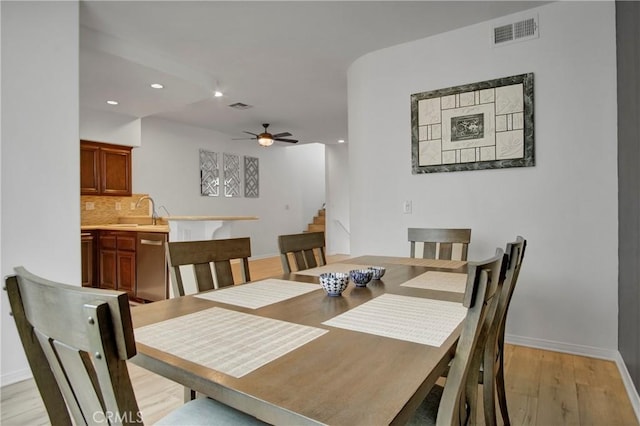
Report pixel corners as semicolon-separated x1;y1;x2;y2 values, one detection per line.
408;249;507;426
408;228;472;261
166;237;252;297
482;236;527;426
277;231;326;273
4;266;267;426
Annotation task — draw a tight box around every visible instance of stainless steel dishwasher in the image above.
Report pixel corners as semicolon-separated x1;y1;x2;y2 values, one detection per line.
136;232;168;301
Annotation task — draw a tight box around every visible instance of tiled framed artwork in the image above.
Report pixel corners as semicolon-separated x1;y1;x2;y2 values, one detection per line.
411;73;534;174
223;153;241;197
244;156;259;198
199;149;219;196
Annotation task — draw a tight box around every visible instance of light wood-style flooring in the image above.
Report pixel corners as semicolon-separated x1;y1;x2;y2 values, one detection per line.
2;255;638;425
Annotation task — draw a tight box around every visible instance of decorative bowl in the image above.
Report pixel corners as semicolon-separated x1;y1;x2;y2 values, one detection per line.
368;266;386;280
319;272;350;296
349;269;374;287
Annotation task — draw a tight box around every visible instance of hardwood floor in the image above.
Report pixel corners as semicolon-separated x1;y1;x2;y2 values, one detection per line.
2;254;638;425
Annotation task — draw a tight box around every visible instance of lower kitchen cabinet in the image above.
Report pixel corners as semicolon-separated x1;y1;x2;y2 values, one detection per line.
99;231;136;297
94;230;167;301
81;231;96;287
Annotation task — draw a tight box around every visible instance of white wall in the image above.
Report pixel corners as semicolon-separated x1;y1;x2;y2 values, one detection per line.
80;107;141;147
346;2;618;352
1;1;79;384
133;117;325;257
326;143;350;254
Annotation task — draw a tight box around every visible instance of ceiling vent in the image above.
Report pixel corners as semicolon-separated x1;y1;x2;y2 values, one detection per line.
493;15;539;47
228;102;252;110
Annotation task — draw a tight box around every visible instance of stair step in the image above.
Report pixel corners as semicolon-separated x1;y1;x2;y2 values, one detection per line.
307;224;325;233
318;209;325;216
313;216;325;225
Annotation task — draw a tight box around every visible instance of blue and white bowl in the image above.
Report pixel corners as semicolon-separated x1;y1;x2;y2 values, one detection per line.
319;272;350;296
349;269;374;287
368;266;386;280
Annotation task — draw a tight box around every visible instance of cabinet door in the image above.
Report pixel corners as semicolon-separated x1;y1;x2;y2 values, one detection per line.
117;251;136;297
80;144;100;195
81;233;94;287
101;146;131;196
99;249;117;290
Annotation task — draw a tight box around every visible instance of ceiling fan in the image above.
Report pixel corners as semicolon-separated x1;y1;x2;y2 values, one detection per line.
234;123;298;147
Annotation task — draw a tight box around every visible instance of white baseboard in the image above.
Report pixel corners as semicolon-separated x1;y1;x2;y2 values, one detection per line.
505;333;620;359
506;334;640;423
614;352;640;422
1;368;33;387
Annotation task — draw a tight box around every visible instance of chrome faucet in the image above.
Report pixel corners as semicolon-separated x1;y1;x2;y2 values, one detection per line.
136;196;158;225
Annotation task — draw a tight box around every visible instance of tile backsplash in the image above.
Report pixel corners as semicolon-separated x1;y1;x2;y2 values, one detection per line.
81;193;150;225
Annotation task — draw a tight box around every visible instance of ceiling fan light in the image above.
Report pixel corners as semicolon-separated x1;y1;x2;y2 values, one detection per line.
258;136;274;147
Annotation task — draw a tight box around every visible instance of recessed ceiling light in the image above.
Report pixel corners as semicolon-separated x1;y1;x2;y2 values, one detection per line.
106;100;119;105
150;83;164;89
214;90;223;97
338;139;345;143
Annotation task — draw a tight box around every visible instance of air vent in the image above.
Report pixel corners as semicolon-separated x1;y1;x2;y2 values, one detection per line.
228;102;252;110
493;15;538;46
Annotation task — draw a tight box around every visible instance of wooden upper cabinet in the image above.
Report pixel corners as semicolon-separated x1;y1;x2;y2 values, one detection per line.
80;143;101;194
80;140;132;196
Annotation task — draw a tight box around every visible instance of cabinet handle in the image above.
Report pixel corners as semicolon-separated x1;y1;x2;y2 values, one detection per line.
140;239;163;246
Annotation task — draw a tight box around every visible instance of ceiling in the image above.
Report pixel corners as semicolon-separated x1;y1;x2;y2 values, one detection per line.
79;1;546;146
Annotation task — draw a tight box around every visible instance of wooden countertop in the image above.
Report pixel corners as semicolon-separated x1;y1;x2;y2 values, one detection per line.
162;216;259;221
81;224;169;233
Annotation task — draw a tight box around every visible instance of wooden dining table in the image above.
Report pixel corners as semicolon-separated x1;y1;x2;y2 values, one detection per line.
129;255;468;426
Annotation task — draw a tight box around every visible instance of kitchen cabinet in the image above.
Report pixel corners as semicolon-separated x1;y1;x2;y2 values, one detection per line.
81;231;96;287
80;140;132;196
95;229;168;301
98;231;137;297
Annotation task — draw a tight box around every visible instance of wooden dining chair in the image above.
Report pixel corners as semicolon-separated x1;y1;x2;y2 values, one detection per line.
482;236;527;426
166;237;252;297
5;266;267;426
408;249;507;426
277;231;326;273
408;228;472;261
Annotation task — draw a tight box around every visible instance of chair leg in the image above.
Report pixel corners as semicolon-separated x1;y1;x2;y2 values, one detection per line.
184;386;196;402
494;330;511;426
482;350;498;426
496;350;510;426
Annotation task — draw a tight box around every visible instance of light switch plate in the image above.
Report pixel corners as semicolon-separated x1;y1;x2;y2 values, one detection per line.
403;200;412;214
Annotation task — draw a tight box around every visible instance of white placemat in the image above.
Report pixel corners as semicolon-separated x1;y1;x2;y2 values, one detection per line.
401;271;468;293
136;307;328;378
294;263;373;276
195;279;320;309
382;258;466;269
322;294;466;347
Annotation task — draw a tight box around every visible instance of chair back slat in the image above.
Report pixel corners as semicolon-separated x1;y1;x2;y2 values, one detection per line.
408;228;472;261
5;267;139;426
278;232;326;273
166;238;252;296
436;250;507;426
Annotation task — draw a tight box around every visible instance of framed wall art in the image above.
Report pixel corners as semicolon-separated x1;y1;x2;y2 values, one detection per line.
199;149;219;196
411;73;534;174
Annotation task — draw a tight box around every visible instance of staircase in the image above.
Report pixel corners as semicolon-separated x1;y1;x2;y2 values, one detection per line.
306;208;325;233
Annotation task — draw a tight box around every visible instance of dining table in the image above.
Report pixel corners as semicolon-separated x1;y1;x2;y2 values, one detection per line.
129;255;468;425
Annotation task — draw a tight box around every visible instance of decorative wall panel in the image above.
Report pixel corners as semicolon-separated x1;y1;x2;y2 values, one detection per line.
200;149;219;196
244;156;259;198
224;153;241;197
411;73;534;173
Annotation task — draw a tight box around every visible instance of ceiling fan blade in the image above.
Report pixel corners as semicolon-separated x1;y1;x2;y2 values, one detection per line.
232;137;255;140
243;131;258;136
271;132;292;138
274;138;298;143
